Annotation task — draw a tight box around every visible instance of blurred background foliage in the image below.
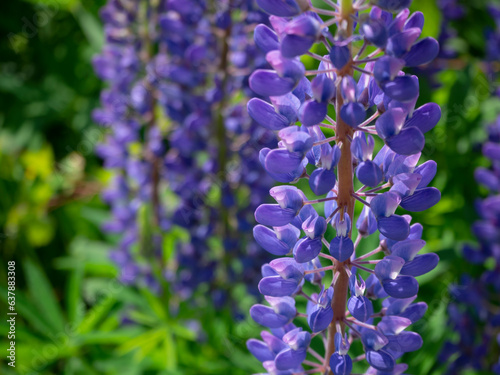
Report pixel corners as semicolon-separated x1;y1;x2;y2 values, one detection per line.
0;0;498;374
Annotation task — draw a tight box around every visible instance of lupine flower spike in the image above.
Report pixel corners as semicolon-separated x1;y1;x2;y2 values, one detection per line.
94;0;275;307
440;118;500;374
440;7;500;369
247;0;441;373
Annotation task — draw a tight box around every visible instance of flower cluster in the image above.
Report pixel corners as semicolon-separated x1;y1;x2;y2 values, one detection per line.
246;0;441;373
160;0;276;303
93;0;166;291
439;111;500;375
93;0;275;305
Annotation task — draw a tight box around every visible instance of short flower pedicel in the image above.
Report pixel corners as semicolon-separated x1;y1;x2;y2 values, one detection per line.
440;8;500;367
247;1;441;373
440;118;500;374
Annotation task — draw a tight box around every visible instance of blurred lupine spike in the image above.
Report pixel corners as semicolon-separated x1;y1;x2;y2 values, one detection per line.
247;0;441;373
440;104;500;372
95;0;277;309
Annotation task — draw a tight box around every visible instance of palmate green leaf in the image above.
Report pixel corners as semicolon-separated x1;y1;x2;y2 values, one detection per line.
112;283;148;306
77;295;117;334
164;330;177;371
82;276;124;305
0;285;54;336
169;323;196;341
78;327;145;345
24;258;66;333
139;287;168;321
12;336;80;373
65;356;103;375
90;352;148;375
135;335;164;363
116;326;167;357
99;313;120;332
16;344;67;370
127;309;158;327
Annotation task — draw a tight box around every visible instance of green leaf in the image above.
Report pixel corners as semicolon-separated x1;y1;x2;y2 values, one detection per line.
0;285;53;336
164;330;177;370
170;323;196;341
78;327;146;345
71;4;104;52
128;310;159;326
77;295;117;334
139;287;167;321
24;259;66;333
116;327;166;356
67;266;84;325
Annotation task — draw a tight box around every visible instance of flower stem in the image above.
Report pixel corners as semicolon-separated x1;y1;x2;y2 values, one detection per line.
305;196;338;205
319;252;336;262
308;347;325;362
352;264;374;273
346;317;376;330
355;245;383;261
325;4;356;372
351;193;371;206
340;0;353;18
304;265;336;275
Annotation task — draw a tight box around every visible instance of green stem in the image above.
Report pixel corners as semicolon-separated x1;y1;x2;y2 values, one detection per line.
340;0;353;18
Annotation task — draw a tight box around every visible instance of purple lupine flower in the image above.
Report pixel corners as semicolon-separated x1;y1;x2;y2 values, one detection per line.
247;1;441;373
94;0;164;288
440;118;500;374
